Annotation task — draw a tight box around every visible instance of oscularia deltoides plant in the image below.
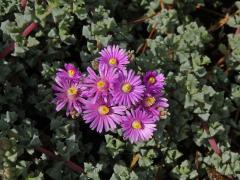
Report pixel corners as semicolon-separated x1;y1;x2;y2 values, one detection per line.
52;45;169;143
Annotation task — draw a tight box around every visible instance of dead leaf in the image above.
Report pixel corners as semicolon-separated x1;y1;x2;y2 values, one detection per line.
130;153;140;169
208;14;229;32
207;168;232;180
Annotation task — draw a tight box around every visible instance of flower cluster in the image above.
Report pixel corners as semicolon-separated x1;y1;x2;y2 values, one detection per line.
52;45;168;143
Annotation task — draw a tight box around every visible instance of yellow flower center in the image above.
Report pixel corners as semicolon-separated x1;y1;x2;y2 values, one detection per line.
109;58;117;65
144;96;156;107
97;80;106;90
148;77;156;84
98;105;110;115
132;120;142;129
121;83;132;93
68;69;75;77
67;87;78;96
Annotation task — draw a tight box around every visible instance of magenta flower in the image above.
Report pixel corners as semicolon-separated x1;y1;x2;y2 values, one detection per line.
139;93;169;118
111;70;145;107
121;109;157;143
83;65;118;102
52;76;83;116
82;98;126;133
98;45;129;71
56;63;81;81
143;71;165;93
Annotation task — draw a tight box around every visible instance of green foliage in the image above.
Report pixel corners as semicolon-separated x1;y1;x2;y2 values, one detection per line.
172;160;198;180
110;164;139;180
1;0;240;179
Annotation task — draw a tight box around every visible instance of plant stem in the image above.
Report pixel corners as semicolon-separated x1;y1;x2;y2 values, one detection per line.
21;22;38;37
21;0;28;9
35;147;85;174
0;43;15;60
0;22;38;60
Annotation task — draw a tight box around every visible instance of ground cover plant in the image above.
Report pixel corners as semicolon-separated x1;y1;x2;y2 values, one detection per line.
0;0;240;179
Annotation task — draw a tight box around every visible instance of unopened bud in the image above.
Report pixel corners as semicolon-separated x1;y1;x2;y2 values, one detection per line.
70;110;80;119
158;107;169;119
91;59;99;71
128;50;135;62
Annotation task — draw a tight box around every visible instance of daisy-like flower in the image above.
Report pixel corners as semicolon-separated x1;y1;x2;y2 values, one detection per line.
56;63;81;81
82;98;126;133
139;93;169;118
121;109;157;143
111;70;145;107
143;71;165;93
98;45;129;71
83;65;118;102
52;76;83;116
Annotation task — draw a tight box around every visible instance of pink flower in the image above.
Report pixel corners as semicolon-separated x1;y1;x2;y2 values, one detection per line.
98;45;129;71
56;63;81;81
143;71;165;94
52;77;84;116
82;98;126;133
139;93;169;118
83;65;118;102
111;70;145;107
121;109;157;143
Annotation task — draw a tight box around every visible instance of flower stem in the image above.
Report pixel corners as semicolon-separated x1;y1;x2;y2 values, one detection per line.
35;147;84;174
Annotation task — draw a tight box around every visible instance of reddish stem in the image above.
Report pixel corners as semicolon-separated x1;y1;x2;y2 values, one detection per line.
0;43;15;60
202;122;221;156
235;27;240;35
35;147;84;174
20;0;28;9
21;22;38;37
0;22;38;60
208;137;221;156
